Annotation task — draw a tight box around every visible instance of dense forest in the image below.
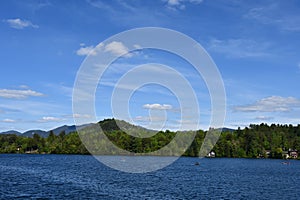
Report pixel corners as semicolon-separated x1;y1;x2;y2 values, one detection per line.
0;119;299;159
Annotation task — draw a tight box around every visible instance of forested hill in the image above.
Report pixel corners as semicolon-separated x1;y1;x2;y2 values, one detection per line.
0;119;299;159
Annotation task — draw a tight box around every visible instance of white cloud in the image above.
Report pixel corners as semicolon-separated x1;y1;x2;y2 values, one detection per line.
4;18;38;29
176;119;197;124
19;85;29;89
63;113;92;120
133;44;141;49
167;0;180;6
208;38;270;58
255;116;274;120
134;116;150;122
134;115;166;122
234;96;300;112
76;41;132;57
2;119;16;123
0;89;43;99
76;45;97;56
165;0;203;10
38;116;61;122
72;113;92;119
104;41;132;57
189;0;203;4
143;103;173;110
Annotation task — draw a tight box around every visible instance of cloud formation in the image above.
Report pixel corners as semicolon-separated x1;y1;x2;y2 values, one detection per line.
72;113;92;119
76;41;131;57
2;119;16;123
165;0;203;10
134;115;166;122
38;116;61;122
255;116;274;120
4;18;38;29
76;45;97;56
0;89;43;99
104;41;131;57
143;103;172;110
234;96;300;112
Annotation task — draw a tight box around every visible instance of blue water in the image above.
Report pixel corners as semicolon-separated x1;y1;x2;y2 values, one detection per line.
0;154;299;199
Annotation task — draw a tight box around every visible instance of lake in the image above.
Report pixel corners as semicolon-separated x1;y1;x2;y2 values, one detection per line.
0;154;299;199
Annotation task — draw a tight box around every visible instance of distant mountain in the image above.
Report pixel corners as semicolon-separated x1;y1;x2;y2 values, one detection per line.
22;130;48;138
49;125;77;135
209;127;236;133
1;118;228;138
220;127;235;133
0;123;93;138
48;124;93;135
0;130;21;135
98;118;155;133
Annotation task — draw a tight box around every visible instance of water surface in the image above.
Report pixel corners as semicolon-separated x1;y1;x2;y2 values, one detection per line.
0;154;299;199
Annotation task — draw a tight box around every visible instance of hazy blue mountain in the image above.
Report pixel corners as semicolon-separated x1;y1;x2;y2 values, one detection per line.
219;127;235;132
49;125;77;135
0;123;92;138
0;130;21;135
0;119;228;138
51;124;94;135
22;130;48;138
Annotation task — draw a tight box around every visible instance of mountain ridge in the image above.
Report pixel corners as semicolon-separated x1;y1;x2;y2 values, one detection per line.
0;118;235;138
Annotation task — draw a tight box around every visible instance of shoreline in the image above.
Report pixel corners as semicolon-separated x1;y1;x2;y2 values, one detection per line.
0;153;299;161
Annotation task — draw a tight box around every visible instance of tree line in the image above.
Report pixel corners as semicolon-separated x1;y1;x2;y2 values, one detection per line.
0;119;299;159
0;131;89;154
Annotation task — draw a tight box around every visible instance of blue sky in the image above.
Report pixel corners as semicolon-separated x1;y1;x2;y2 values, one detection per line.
0;0;300;132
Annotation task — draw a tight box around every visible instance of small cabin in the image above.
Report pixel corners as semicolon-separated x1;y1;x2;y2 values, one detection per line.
206;151;216;158
288;149;298;159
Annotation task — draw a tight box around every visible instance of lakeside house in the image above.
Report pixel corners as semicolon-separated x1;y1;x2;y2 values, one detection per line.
262;149;298;159
25;149;39;154
288;149;298;159
206;151;216;158
282;149;298;159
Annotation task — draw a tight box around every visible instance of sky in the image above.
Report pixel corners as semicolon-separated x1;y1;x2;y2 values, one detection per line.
0;0;300;132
